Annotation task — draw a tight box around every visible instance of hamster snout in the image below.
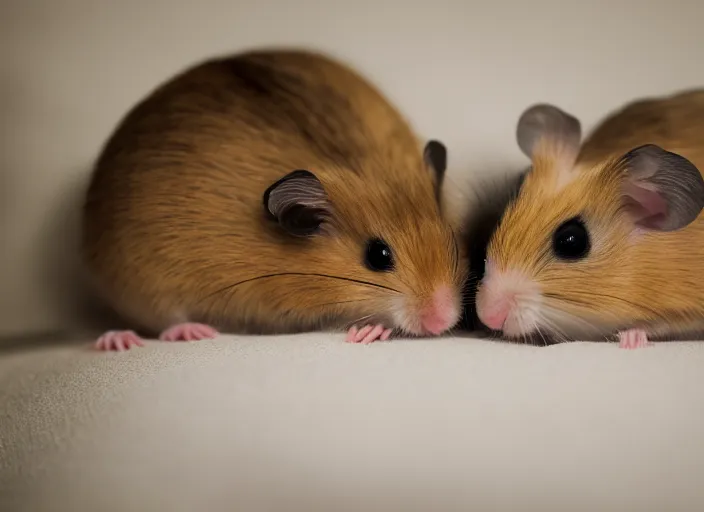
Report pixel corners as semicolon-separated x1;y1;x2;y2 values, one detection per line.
475;261;542;337
414;284;460;335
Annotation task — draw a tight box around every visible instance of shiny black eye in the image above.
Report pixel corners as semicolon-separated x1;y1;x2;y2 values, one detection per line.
552;217;590;260
364;238;394;272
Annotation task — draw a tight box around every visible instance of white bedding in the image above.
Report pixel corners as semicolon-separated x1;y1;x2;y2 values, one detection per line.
2;333;703;512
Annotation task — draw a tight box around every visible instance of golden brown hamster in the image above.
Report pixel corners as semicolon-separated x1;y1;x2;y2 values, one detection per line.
474;89;704;348
82;48;466;351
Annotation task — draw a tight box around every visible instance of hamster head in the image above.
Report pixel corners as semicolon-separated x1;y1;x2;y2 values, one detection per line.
475;104;704;340
262;140;465;337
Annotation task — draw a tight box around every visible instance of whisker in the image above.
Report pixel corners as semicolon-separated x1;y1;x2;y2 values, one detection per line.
538;306;578;340
487;331;502;342
548;319;572;344
536;314;570;344
344;313;375;330
307;299;371;309
539;300;613;342
203;272;403;302
451;233;461;277
542;289;661;320
547;295;633;328
535;325;549;347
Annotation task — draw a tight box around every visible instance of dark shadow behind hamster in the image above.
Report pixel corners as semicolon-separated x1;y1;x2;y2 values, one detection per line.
458;171;526;333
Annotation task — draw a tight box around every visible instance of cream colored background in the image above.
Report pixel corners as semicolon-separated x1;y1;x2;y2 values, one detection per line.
4;4;704;511
2;0;704;337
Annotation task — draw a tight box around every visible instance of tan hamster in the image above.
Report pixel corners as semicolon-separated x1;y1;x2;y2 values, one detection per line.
475;89;704;348
82;48;466;351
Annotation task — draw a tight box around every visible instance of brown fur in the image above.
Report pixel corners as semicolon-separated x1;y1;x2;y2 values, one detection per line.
82;48;465;335
487;89;704;340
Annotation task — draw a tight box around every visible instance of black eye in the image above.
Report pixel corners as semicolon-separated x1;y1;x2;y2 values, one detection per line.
364;238;394;272
552;217;590;260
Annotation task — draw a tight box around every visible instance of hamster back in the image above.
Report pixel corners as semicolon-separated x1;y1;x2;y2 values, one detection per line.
82;49;465;346
474;90;704;345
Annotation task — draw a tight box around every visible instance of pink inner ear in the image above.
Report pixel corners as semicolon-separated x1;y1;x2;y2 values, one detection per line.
622;180;668;229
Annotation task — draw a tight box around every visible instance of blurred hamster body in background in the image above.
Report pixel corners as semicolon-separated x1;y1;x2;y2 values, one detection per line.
475;89;704;348
81;48;467;351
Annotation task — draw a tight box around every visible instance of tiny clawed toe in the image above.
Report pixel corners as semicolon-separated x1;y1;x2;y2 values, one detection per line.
159;323;219;342
345;326;359;343
345;324;392;344
618;329;651;350
95;330;144;352
360;325;384;344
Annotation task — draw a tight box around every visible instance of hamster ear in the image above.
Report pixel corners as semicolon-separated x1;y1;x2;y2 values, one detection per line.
516;104;581;164
263;170;331;237
619;144;704;232
424;140;447;204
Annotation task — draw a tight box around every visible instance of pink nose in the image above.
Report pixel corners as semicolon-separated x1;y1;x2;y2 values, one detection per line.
420;285;458;335
481;305;509;331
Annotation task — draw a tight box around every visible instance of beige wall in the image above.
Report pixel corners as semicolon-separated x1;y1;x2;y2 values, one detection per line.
2;0;704;337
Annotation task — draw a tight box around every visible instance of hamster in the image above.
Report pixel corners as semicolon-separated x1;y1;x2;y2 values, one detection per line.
474;89;704;348
82;48;466;351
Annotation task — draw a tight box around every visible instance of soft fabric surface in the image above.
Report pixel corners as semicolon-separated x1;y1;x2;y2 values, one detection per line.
1;333;703;512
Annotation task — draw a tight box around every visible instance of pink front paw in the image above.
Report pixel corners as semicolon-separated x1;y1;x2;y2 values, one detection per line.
159;322;219;342
345;324;393;344
618;329;651;349
95;330;145;352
